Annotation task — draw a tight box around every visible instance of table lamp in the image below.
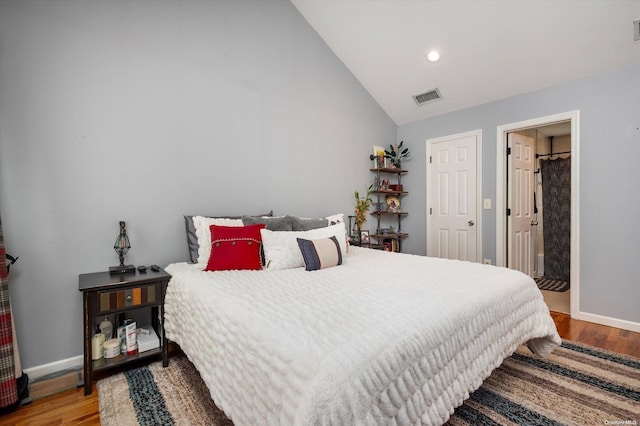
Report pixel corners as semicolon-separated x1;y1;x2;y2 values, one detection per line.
109;221;135;274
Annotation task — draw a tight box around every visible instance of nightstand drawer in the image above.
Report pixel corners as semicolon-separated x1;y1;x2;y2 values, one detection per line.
98;284;157;313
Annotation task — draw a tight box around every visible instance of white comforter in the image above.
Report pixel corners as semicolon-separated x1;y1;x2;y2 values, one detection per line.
164;247;560;425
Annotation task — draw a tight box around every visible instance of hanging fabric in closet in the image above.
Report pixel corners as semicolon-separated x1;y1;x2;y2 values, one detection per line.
0;214;18;409
541;158;571;283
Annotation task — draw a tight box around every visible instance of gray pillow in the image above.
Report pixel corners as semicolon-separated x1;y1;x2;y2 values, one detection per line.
241;215;293;231
184;211;272;263
288;215;329;231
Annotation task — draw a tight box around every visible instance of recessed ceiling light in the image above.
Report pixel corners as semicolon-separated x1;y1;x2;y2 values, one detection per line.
426;50;440;63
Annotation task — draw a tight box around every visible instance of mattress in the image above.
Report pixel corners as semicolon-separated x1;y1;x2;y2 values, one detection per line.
164;246;560;425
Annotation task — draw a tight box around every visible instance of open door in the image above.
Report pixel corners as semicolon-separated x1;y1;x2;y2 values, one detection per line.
497;111;579;320
507;133;535;275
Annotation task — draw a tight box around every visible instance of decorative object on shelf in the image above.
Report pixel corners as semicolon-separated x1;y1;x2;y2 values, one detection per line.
372;145;385;168
110;221;135;274
386;195;401;213
348;215;357;237
383;238;399;252
348;215;361;246
354;185;374;244
378;226;396;235
360;230;370;245
384;140;410;169
371;145;390;168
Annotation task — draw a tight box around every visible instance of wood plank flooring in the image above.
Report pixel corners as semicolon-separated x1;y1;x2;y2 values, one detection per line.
2;312;639;425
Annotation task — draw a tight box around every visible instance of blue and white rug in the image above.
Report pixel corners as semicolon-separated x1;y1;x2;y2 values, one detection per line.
97;341;639;425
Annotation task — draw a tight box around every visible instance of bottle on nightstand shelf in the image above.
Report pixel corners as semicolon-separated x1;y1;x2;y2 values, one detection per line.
91;326;105;361
99;316;113;340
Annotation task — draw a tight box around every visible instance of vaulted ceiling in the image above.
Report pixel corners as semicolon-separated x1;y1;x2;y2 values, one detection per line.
291;0;640;125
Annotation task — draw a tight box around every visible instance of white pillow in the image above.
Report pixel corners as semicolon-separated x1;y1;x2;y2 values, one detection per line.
193;216;243;267
261;222;347;270
325;213;344;224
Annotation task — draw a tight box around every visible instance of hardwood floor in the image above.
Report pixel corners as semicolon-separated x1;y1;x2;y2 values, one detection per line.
2;312;639;425
550;311;640;357
1;383;99;426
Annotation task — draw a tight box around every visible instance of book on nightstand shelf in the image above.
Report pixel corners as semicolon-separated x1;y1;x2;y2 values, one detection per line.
137;326;160;353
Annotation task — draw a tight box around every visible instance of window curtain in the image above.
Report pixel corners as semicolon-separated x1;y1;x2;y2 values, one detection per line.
0;214;18;409
540;157;571;283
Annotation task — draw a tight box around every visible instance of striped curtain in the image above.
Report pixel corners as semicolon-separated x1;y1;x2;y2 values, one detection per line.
0;215;18;409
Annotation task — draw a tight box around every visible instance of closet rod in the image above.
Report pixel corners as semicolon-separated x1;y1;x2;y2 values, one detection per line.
536;150;571;158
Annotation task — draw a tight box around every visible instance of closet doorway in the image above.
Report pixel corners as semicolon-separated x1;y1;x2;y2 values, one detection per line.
496;111;580;318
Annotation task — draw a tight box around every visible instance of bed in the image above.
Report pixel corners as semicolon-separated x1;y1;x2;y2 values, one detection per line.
163;217;561;425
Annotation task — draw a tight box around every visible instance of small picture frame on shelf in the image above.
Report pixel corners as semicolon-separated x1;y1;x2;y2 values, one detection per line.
360;230;370;245
372;146;385;169
386;195;400;213
373;145;385;158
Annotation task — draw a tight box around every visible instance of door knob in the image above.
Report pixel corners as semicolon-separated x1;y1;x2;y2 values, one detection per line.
468;220;475;226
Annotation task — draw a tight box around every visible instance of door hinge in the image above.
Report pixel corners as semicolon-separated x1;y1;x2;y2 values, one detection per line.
506;208;511;216
429;156;432;163
429;207;432;215
506;147;511;155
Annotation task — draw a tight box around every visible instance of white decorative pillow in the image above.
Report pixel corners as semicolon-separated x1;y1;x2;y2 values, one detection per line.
325;213;344;225
193;216;243;267
261;222;347;270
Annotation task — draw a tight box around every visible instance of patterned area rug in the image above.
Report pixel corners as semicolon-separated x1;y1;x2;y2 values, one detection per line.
97;341;639;426
535;277;570;292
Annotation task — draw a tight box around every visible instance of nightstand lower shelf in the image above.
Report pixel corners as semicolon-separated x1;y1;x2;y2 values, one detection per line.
92;347;162;372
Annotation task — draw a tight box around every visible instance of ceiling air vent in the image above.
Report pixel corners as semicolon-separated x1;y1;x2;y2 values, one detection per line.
413;88;442;106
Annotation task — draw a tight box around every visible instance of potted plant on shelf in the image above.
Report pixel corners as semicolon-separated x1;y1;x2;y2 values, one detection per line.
384;140;410;169
353;185;373;245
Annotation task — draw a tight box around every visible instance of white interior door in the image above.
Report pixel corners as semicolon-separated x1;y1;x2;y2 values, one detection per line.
427;132;479;261
507;133;535;275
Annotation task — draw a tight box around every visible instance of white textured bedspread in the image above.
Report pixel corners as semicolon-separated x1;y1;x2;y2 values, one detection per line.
164;247;560;425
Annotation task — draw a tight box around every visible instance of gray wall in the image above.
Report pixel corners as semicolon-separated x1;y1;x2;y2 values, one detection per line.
398;61;640;324
0;0;396;368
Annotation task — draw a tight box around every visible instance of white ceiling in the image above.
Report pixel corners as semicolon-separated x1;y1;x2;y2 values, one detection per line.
291;0;640;125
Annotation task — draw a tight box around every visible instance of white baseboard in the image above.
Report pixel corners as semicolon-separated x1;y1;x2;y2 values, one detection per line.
23;354;83;381
576;311;640;333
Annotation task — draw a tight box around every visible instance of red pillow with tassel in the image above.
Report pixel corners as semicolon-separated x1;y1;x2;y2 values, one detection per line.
205;224;266;271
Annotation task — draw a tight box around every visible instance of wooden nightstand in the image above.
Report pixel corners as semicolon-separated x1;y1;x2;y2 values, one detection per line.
78;268;171;396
